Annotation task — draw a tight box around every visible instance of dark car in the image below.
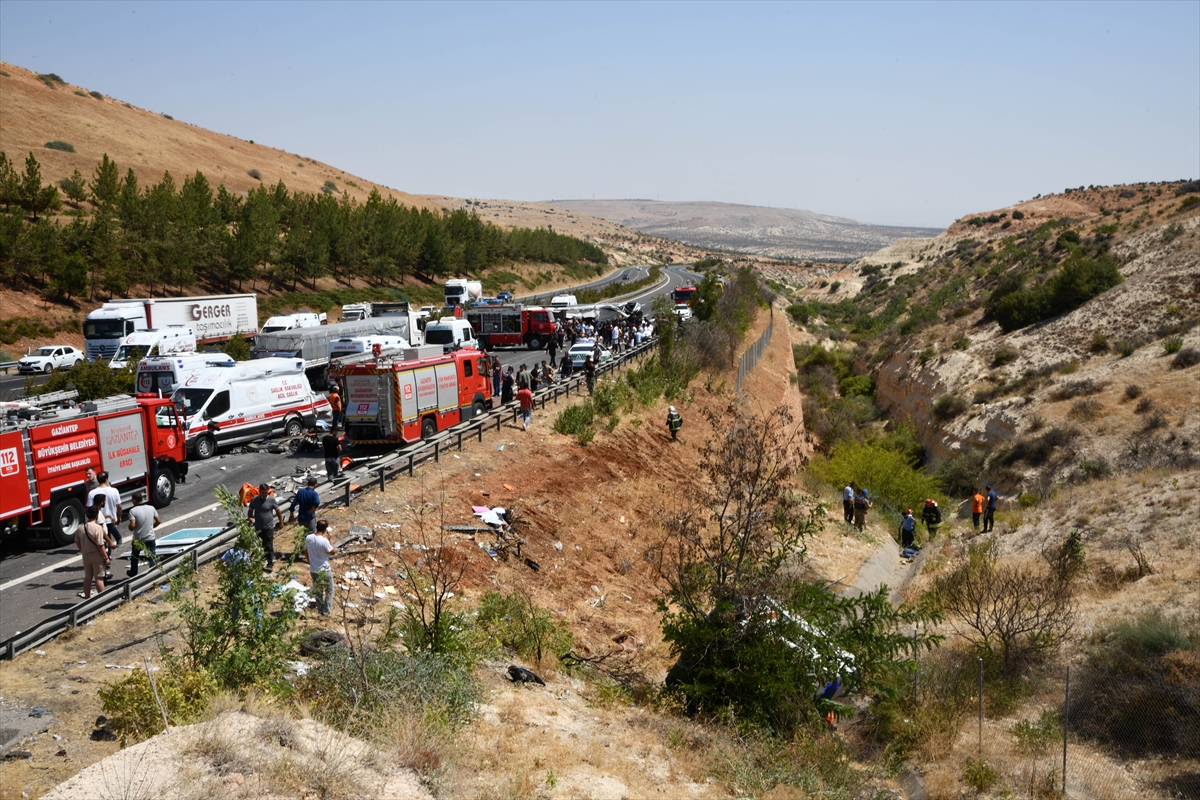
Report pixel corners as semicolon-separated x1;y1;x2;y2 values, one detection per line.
497;290;513;303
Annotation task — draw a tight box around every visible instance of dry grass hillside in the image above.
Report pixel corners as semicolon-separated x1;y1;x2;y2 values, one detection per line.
0;63;436;212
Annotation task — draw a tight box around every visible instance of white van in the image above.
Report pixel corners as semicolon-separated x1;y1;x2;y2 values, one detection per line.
422;319;477;352
550;294;578;307
136;352;236;396
259;311;327;333
170;357;331;459
328;334;411;361
111;326;197;370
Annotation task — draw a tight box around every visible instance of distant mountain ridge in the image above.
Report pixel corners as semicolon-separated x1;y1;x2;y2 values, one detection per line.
546;199;944;261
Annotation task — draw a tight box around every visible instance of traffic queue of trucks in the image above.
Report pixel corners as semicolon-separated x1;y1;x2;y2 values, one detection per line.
84;294;258;361
0;394;188;545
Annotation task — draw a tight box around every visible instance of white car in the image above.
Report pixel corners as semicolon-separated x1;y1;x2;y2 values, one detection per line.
568;338;612;368
18;345;84;374
673;303;693;322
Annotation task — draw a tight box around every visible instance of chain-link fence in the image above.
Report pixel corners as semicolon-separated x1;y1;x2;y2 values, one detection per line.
858;646;1200;799
736;308;773;392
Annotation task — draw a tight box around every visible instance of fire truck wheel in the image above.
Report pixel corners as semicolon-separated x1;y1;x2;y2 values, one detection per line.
421;417;437;440
151;469;176;508
194;434;217;460
284;417;304;438
472;400;485;419
526;335;543;350
51;498;85;546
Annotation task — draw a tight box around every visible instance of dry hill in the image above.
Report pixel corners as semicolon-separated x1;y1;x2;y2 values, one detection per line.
547;198;944;261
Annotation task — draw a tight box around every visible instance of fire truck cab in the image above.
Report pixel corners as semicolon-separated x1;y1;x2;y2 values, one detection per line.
331;345;492;444
0;393;188;546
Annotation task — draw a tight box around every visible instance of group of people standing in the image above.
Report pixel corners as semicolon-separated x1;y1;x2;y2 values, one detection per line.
842;480;1003;547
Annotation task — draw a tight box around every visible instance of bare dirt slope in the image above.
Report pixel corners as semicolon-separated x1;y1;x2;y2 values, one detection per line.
0;63;437;211
548;199;944;261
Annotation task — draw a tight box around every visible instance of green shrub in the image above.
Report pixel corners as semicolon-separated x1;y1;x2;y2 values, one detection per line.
476;590;574;669
1163;334;1184;354
1090;333;1109;353
1124;384;1143;400
162;113;173;120
918;345;936;366
322;180;338;195
1057;360;1080;374
931;394;968;420
992;345;1018;367
592;377;632;417
1115;339;1137;357
987;251;1123;333
962;759;1000;793
44;140;75;153
952;334;970;350
838;374;874;398
247;168;262;181
810;439;946;515
89;90;103;100
576;426;595;446
26;360;135;401
38;72;66;87
220;335;251;361
1012;210;1025;220
98;666;215;744
553;401;594;436
938;449;986;497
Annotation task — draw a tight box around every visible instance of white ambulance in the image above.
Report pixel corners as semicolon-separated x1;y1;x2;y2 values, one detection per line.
136;353;236;396
169;357;331;459
110;326;197;370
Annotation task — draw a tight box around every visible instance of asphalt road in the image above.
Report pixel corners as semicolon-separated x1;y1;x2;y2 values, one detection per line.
0;264;697;642
0;372;48;401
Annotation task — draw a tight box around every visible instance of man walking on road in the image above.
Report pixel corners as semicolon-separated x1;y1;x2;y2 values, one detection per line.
323;426;342;479
289;476;321;532
76;506;110;599
583;356;596;396
305;520;337;616
247;483;283;571
328;386;344;429
548;337;558;365
88;472;123;546
126;491;161;577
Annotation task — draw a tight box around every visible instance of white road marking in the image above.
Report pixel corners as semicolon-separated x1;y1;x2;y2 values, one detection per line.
0;502;222;592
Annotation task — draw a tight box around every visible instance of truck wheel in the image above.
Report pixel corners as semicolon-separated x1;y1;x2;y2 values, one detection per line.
151;468;176;508
526;335;543;350
284;417;304;437
472;401;485;419
194;434;217;460
421;417;437;440
51;498;84;547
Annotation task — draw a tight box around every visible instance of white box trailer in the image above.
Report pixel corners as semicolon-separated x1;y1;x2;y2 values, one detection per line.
254;316;420;388
84;294;257;360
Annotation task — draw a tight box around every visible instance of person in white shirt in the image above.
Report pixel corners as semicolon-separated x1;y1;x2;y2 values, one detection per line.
305;520;338;616
87;471;123;546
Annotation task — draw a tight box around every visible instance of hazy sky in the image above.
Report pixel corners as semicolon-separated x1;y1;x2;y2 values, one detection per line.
2;1;1197;227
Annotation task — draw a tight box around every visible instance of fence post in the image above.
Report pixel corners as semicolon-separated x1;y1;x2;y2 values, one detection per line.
978;657;984;756
1063;665;1070;796
344;481;352;506
912;629;919;706
377;467;386;492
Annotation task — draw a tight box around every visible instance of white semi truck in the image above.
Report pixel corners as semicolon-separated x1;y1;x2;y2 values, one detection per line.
84;294;258;361
443;279;483;307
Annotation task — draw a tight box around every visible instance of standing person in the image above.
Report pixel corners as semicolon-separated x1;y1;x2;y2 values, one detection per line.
921;499;942;539
548;336;558;365
289;476;321;533
322;426;342;479
971;488;985;534
75;506;109;599
305;520;338;616
983;485;998;533
541;360;555;386
247;483;284;571
517;385;534;431
90;495;118;581
492;361;502;397
666;405;683;441
88;472;123;546
84;467;99;496
328;385;343;429
126;491;161;577
843;483;856;524
899;509;916;550
559;352;573;380
583;355;596;396
853;488;872;533
516;364;531;390
501;367;515;404
530;363;540;392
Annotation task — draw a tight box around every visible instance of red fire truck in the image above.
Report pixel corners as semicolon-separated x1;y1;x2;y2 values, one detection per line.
673;286;698;305
465;305;557;350
0;393;188;545
330;345;493;444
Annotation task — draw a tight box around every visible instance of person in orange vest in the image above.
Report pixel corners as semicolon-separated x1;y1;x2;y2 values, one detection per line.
971;488;986;533
329;385;344;429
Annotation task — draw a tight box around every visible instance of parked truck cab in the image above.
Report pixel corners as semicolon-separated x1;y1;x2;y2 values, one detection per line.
423;319;478;352
110;326;197;371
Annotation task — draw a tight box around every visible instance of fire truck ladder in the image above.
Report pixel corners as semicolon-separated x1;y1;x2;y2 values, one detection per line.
79;394;139;415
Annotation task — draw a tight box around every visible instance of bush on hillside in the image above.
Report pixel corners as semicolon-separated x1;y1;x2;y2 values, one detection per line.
810;439;945;516
44;140;75;153
931;394;968;420
1172;347;1200;369
986;251;1123;333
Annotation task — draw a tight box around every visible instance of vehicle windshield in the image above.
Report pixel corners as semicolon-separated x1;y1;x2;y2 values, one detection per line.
172;388;212;418
32;347;56;356
424;328;454;345
113;345;148;362
84;319;127;338
260;325;287;333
